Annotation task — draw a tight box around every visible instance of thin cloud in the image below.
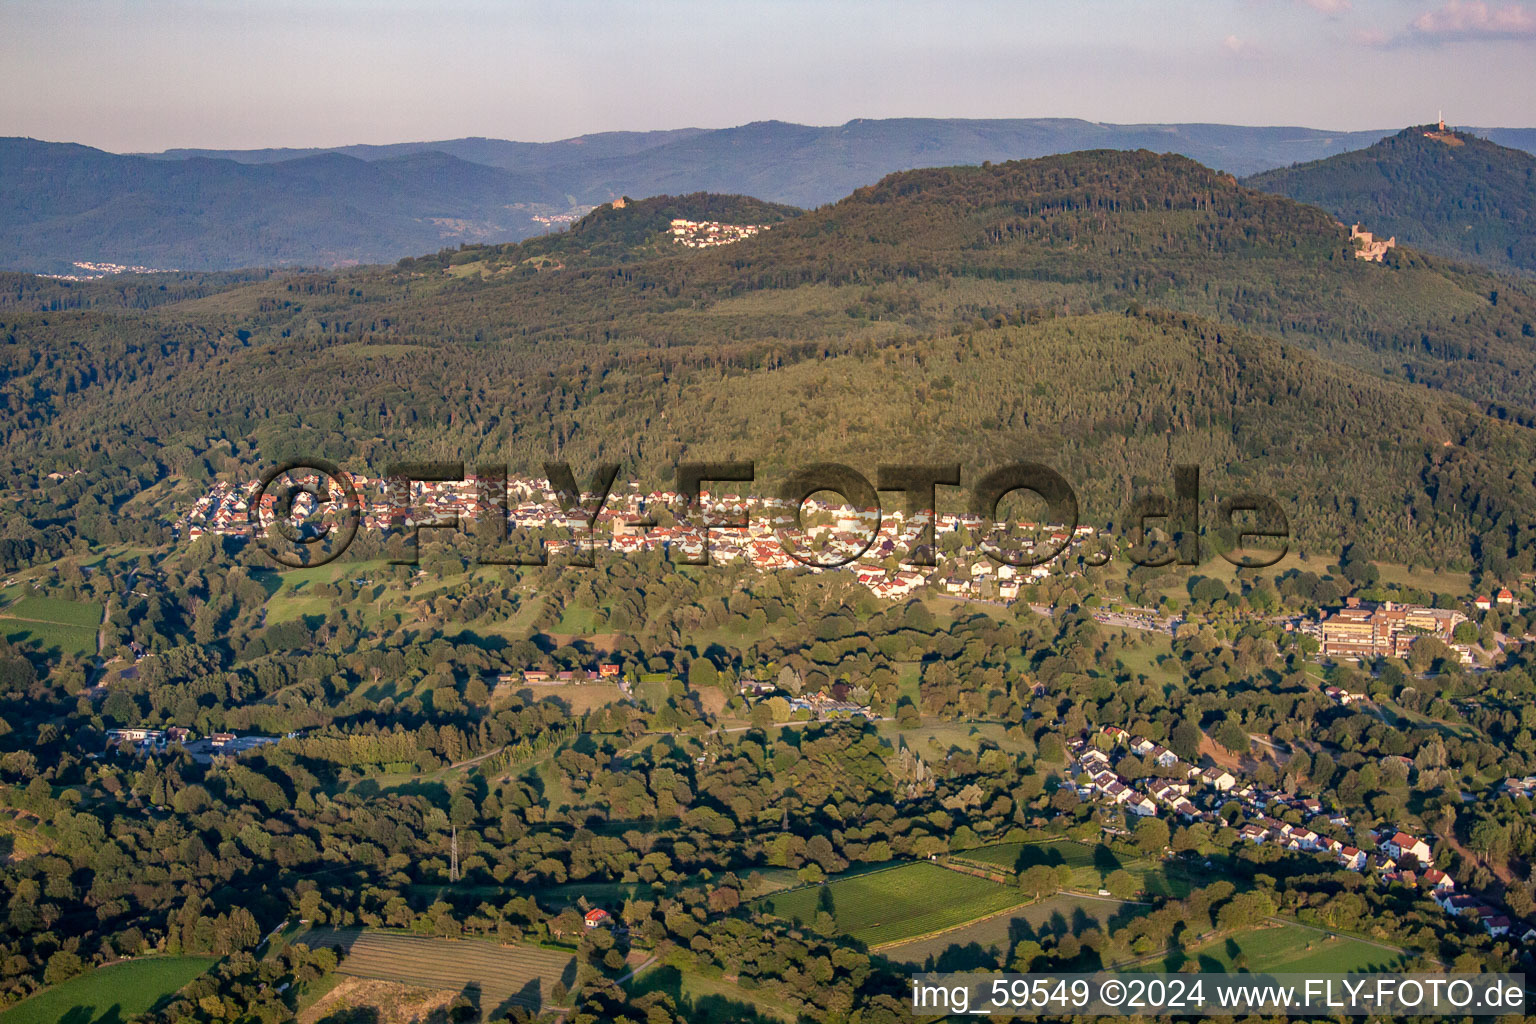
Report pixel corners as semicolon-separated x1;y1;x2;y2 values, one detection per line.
1407;0;1536;40
1300;0;1351;14
1222;33;1269;57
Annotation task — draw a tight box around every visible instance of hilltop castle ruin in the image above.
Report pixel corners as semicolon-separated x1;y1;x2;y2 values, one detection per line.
1351;223;1396;262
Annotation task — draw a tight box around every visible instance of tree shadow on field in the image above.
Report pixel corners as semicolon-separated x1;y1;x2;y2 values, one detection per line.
60;1007;127;1024
626;965;784;1024
315;1008;381;1024
1011;844;1066;874
490;976;547;1019
925;941;1003;971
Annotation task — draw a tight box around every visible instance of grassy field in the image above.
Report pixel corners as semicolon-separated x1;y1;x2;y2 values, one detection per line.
880;893;1139;968
753;861;1031;947
301;927;576;1019
1111;636;1182;685
629;960;795;1024
954;840;1188;897
0;596;102;627
0;956;214;1024
259;558;394;626
552;603;602;635
0;810;48;860
0;594;100;658
1154;922;1407;973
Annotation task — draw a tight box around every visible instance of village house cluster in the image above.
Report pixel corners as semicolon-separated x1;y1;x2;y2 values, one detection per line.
180;472;1100;604
939;522;1096;600
1068;727;1520;939
668;219;772;248
41;260;178;281
529;212;587;227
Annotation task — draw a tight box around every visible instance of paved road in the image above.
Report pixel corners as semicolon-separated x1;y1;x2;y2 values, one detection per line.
614;954;659;985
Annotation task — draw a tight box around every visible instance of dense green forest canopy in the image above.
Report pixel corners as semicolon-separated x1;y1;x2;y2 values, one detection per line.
1246;126;1536;275
2;150;1534;579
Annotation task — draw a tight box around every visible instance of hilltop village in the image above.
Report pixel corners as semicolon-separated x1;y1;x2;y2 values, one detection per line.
667;218;773;247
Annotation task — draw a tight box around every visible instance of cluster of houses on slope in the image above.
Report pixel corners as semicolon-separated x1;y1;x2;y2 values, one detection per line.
41;261;176;282
668;219;772;248
182;472;1104;602
1070;729;1233;821
104;727;280;764
939;523;1098;600
1067;727;1517;938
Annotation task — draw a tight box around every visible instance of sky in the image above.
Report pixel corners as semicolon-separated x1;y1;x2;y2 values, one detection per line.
2;0;1535;152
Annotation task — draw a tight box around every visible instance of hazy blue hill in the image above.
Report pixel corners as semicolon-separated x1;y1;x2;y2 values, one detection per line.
140;118;1406;184
563;118;1401;207
1477;127;1536;155
13;118;1536;272
1245;126;1536;273
145;128;709;170
0;139;571;273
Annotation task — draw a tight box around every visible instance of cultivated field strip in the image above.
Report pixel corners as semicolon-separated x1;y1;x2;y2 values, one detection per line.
754;861;1032;947
301;928;575;1016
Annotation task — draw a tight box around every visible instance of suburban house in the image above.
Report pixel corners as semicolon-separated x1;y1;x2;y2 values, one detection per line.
1381;831;1432;864
1200;767;1236;791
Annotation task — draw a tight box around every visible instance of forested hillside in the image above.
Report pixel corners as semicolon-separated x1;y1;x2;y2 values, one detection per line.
2;150;1536;583
435;193;802;275
6;144;1536;1024
0;140;572;274
0;119;1444;273
1246;127;1536;274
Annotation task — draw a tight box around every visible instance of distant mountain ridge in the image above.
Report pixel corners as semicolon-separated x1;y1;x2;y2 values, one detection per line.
4;117;1535;273
141;128;711;170
0;138;572;274
1245;126;1536;273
